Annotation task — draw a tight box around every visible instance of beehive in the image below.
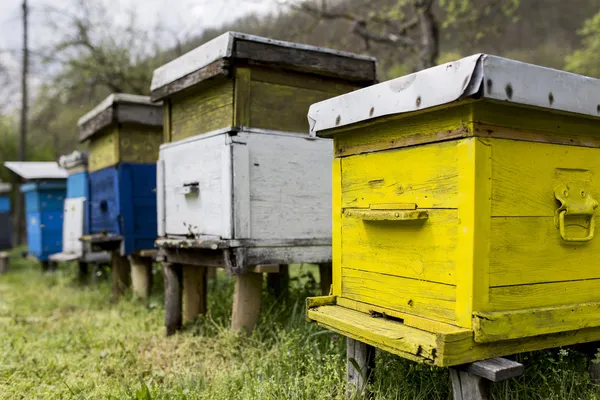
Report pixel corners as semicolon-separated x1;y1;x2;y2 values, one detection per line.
0;182;12;250
5;162;67;262
153;32;377;254
306;54;600;367
78;94;163;255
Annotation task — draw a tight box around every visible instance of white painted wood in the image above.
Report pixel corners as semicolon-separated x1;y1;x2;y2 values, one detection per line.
156;159;165;237
160;133;233;238
62;198;85;256
245;245;331;266
232;138;251;238
234;131;332;241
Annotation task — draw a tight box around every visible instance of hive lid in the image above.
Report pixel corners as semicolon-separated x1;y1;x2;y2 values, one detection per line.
58;151;88;169
4;162;67;180
0;182;11;194
150;31;377;101
78;93;163;142
308;54;600;136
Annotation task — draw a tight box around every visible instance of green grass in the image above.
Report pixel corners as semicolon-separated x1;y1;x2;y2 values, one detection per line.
0;248;599;399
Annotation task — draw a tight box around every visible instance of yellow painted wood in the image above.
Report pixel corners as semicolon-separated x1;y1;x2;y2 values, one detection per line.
340;140;459;209
306;295;336;309
455;138;491;328
473;301;600;343
342;268;456;323
169;79;234;142
119;124;162;164
489;278;600;311
88;127;119;172
250;67;360;94
233;67;251;127
341;209;458;284
332;158;342;297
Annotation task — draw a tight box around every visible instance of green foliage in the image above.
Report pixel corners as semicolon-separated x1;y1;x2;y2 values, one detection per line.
565;11;600;77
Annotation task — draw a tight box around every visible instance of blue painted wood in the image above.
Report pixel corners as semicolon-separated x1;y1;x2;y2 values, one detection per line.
0;212;11;250
89;163;157;254
0;196;10;213
66;171;89;199
21;181;66;261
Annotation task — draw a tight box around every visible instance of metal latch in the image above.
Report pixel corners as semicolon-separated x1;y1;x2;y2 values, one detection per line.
554;184;598;242
176;181;199;196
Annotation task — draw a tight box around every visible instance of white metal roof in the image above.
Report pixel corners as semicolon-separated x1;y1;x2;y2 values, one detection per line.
308;54;600;135
151;31;376;93
77;93;155;127
4;162;67;180
0;182;11;193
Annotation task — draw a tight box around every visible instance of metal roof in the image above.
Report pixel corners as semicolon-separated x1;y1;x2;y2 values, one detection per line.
308;54;600;135
77;93;156;127
0;182;11;193
151;31;377;93
4;162;67;180
58;151;88;169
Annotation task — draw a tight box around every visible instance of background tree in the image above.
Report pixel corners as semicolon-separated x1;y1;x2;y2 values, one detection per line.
565;10;600;78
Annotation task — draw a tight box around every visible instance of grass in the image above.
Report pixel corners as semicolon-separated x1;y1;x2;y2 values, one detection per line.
1;248;600;399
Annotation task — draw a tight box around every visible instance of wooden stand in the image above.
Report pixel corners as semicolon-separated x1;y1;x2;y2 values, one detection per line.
449;358;524;400
77;261;89;284
164;262;183;336
129;254;153;299
111;251;131;299
266;264;289;298
183;265;207;322
319;262;333;295
347;338;375;399
0;252;9;274
231;272;263;335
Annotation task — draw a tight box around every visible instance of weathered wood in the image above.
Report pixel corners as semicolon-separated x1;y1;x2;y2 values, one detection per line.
129;254;153;299
253;264;280;274
0;252;9;274
461;358;524;382
77;261;89;284
206;267;217;280
164;262;183;336
346;337;375;399
319;262;332;295
183;265;207;322
266;265;289;298
231;272;263;335
450;369;490;400
111;251;131;300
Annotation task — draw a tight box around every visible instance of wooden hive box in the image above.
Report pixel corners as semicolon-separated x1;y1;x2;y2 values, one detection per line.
152;32;377;265
78;94;163;255
306;54;600;367
5;162;67;263
0;182;12;250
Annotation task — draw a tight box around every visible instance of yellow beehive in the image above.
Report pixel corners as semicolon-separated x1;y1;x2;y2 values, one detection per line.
306;54;600;367
78;94;163;172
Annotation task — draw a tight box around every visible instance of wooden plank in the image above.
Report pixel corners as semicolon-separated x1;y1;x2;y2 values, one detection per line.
489;216;600;286
332;158;342;297
488;279;600;311
333;103;473;157
163;262;183;336
129;254;153;299
183;265;207;322
232;141;251;239
474;300;600;342
450;369;490;400
249;80;342;133
455;138;491;328
118;124;162;164
489;138;600;217
461;358;524;382
233;67;251;128
88;128;119;172
341;209;458;284
231;272;263;334
346;338;375;399
234;39;377;84
250;67;360;94
169;79;234;142
79;107;114;143
342;268;456;323
340;140;459;209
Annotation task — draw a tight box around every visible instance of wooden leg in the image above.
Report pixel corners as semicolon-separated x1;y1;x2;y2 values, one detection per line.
164;262;183;336
576;342;600;384
111;251;131;300
319;262;333;295
450;358;524;400
183;265;207;322
450;370;490;400
267;265;289;298
206;267;217;280
0;253;9;274
347;337;375;399
129;255;153;299
231;272;263;335
77;261;89;284
40;260;49;272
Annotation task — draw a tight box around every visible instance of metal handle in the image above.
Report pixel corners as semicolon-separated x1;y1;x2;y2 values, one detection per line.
558;210;595;242
176;182;199;196
554;184;598;243
344;209;429;221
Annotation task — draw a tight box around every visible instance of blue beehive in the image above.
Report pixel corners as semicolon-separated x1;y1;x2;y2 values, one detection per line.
78;94;162;255
4;162;67;262
0;182;12;250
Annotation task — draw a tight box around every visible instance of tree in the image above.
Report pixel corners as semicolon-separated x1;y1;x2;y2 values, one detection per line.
280;0;519;71
565;11;600;78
